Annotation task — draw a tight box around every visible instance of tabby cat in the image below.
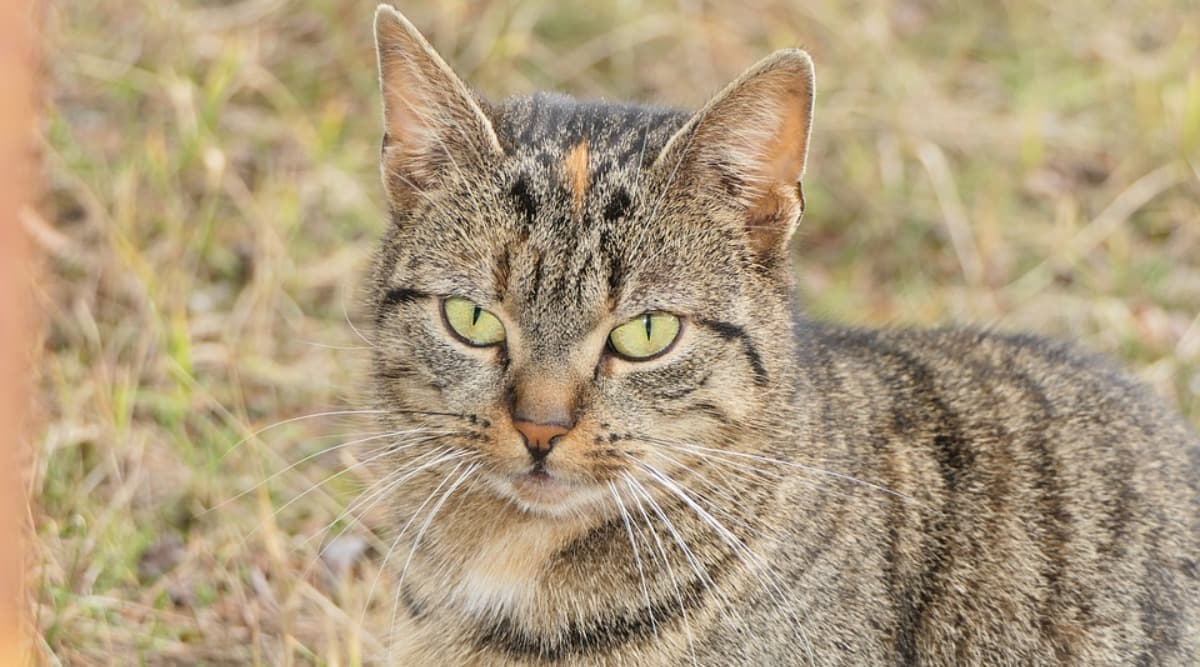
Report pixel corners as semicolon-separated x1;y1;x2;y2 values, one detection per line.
361;5;1199;665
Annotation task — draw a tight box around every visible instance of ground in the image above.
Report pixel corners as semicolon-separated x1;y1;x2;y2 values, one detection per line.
34;0;1200;664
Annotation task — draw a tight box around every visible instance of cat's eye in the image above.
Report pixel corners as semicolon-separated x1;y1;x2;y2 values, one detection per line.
608;312;681;361
442;297;506;347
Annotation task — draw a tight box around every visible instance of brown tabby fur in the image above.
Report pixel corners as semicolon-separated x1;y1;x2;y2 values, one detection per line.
360;5;1199;665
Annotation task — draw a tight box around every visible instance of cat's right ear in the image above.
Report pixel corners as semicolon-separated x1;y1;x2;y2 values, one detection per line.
374;5;503;206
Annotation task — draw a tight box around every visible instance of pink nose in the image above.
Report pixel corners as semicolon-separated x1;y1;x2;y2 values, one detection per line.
513;420;571;460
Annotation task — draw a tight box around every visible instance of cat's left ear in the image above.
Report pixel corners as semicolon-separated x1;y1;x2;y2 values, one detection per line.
373;5;503;206
655;50;814;263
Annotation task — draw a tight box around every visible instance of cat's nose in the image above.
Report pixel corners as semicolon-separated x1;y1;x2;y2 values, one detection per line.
513;419;571;461
510;374;577;461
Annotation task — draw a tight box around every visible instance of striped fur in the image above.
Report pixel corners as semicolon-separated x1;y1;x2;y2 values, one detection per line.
360;6;1199;665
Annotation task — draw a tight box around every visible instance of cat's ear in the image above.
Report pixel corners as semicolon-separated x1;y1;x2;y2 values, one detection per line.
373;5;503;205
655;50;814;262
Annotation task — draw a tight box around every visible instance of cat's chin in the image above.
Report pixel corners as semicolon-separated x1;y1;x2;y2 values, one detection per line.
495;469;605;518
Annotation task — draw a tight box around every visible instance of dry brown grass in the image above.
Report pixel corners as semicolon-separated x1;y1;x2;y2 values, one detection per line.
34;0;1199;664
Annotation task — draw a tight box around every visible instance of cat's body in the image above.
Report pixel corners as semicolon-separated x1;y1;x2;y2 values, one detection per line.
362;6;1199;665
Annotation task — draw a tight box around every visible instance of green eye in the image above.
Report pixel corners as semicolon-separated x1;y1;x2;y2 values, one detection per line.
608;312;681;360
442;297;506;347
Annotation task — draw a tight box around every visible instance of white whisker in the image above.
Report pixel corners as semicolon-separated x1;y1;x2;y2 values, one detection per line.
210;428;451;513
292;448;464;586
272;433;459;522
387;462;478;665
638;435;915;502
219;409;389;461
630;462;746;634
609;480;658;638
342;296;379;350
624;474;698;667
360;455;469;636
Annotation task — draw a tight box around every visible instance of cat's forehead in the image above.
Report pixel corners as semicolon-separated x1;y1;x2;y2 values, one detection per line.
494;93;686;165
492;93;688;213
489;97;732;306
389;94;741;352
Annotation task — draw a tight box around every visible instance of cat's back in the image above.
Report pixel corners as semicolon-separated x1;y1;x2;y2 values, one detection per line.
777;323;1200;665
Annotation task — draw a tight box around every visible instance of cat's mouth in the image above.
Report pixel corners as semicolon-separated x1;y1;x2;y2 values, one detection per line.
509;466;576;507
486;458;609;517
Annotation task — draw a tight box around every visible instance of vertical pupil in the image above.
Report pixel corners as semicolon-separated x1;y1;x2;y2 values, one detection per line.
643;314;652;341
471;305;481;327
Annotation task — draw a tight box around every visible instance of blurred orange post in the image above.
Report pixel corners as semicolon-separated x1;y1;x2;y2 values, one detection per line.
0;0;37;664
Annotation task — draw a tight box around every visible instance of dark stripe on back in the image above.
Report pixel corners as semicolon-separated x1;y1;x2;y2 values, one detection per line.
816;327;971;664
1138;508;1183;662
1000;367;1078;658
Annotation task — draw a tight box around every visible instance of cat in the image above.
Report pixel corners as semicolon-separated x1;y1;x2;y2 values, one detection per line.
360;4;1199;665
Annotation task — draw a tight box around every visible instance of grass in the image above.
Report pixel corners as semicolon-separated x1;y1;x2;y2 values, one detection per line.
34;0;1199;663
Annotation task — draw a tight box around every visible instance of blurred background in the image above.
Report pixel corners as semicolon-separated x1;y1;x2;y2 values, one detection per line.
35;0;1199;663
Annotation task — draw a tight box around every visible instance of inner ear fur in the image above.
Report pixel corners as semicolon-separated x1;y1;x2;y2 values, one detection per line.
655;49;815;262
374;5;503;206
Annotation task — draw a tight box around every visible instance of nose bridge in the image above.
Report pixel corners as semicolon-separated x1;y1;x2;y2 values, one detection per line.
511;366;577;427
511;365;579;460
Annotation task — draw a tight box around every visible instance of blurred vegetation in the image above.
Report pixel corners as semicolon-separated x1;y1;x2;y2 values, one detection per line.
34;0;1199;663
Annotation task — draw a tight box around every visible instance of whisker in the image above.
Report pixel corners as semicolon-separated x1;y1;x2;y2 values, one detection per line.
629;463;745;633
650;442;869;506
218;409;389;461
385;461;477;664
396;462;478;589
312;448;465;552
652;451;820;662
608;481;658;638
207;428;453;513
300;339;375;351
623;474;698;667
248;445;461;590
634;435;915;502
234;439;421;550
635;456;794;621
641;448;771;540
342;295;379;350
362;456;467;636
270;432;460;523
286;447;468;601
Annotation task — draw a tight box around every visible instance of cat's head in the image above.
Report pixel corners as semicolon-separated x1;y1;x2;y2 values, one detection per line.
365;5;814;519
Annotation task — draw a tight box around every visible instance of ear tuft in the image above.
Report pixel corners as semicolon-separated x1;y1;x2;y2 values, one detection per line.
656;49;815;263
373;5;502;206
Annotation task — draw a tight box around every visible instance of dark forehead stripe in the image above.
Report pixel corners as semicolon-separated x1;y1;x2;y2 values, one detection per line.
508;175;537;223
598;226;624;301
603;188;632;222
490;95;688;271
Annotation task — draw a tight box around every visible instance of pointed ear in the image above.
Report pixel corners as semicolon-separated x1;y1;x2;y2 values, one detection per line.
374;5;503;205
654;50;815;263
